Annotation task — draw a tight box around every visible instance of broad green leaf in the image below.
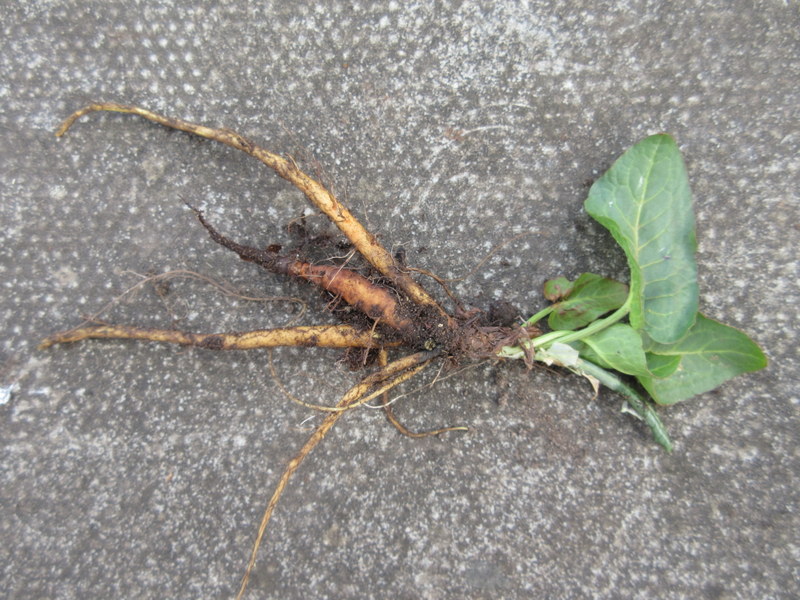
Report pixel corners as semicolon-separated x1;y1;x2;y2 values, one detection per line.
637;313;767;405
578;323;650;377
547;273;628;330
645;353;681;378
585;134;698;343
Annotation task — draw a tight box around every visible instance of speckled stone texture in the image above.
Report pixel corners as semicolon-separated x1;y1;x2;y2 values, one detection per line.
2;2;798;599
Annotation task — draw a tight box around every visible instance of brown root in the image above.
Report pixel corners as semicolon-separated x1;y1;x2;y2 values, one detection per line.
236;349;440;599
382;402;468;438
48;102;545;600
56;102;449;319
39;323;395;350
188;206;422;336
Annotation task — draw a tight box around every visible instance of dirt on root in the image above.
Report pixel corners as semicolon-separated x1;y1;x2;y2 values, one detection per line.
377;294;539;363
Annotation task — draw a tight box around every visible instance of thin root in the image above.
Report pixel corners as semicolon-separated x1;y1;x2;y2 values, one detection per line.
381;397;469;438
377;349;468;438
57;268;307;340
268;348;369;413
237;350;440;599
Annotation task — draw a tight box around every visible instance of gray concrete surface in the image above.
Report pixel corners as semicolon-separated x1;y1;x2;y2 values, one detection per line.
2;2;798;599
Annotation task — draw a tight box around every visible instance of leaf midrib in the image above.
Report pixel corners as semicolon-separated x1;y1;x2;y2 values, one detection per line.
631;138;663;274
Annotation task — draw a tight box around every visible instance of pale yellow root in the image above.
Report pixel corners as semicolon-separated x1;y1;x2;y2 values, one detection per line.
377;348;468;438
39;323;394;350
56;103;449;320
236;350;440;599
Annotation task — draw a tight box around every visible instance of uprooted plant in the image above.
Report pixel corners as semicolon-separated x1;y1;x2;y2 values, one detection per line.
42;102;767;598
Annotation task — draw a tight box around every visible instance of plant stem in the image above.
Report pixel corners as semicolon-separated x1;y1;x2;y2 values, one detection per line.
523;305;554;327
574;358;672;452
532;296;632;349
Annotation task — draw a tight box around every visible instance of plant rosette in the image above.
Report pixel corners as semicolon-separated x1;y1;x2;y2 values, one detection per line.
499;134;767;451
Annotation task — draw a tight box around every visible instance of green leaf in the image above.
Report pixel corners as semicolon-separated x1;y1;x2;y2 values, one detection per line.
543;276;574;301
637;313;767;405
585;134;698;343
547;273;629;331
578;323;650;377
645;353;681;378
